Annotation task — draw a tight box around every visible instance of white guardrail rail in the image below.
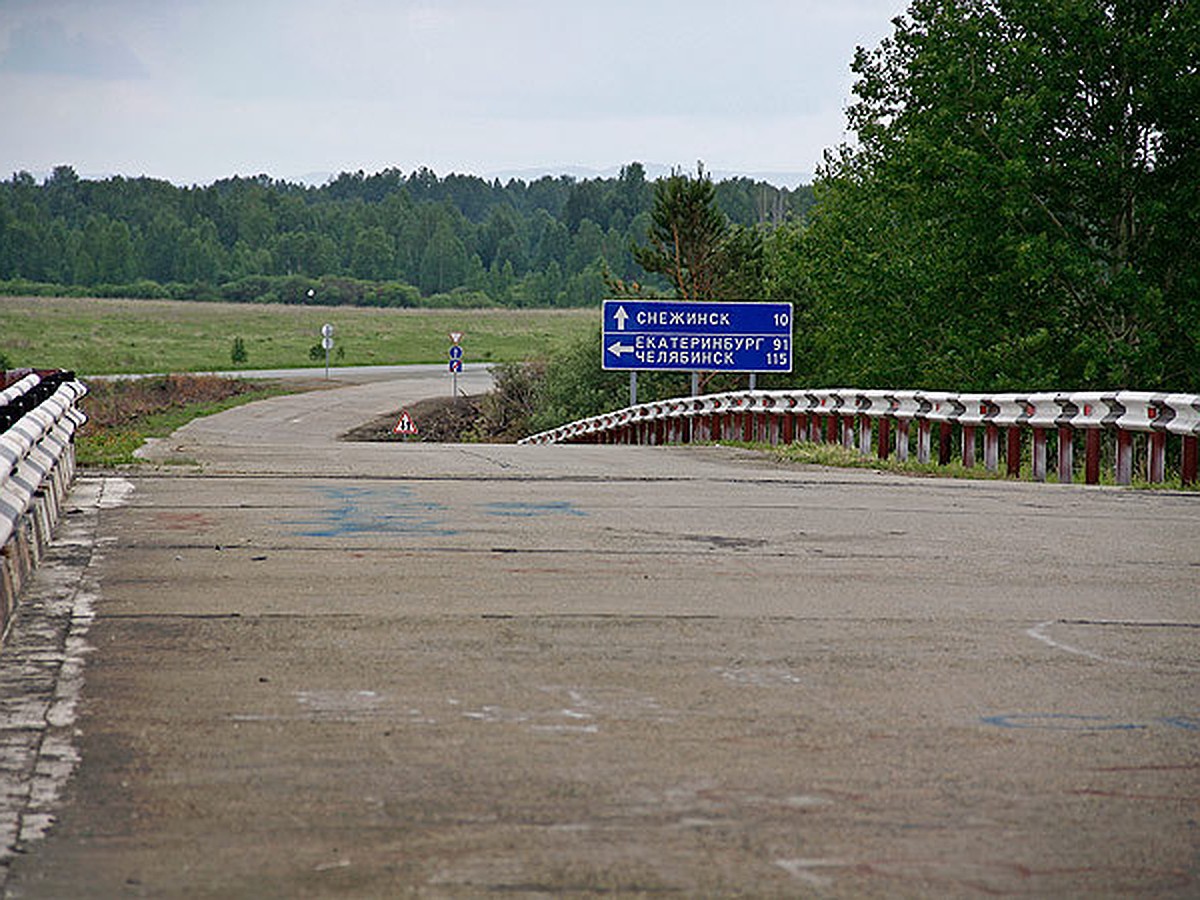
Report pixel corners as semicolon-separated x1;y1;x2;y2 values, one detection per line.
520;388;1200;487
0;369;88;638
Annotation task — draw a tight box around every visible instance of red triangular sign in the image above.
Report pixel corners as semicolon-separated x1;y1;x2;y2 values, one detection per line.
393;411;418;435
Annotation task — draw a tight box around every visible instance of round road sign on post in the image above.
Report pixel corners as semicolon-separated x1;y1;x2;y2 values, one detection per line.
321;323;334;338
322;336;334;350
449;345;464;361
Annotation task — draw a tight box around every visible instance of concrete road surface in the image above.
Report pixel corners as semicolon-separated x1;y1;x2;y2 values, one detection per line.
1;369;1197;897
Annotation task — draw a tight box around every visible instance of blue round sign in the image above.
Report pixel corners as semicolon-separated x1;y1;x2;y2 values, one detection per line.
449;345;464;361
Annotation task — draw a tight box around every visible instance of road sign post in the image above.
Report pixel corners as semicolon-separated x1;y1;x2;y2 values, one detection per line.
602;299;793;376
321;323;334;379
448;332;464;396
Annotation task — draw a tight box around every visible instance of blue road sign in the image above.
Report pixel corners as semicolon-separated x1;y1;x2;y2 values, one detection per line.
449;359;463;373
602;299;793;372
449;344;464;361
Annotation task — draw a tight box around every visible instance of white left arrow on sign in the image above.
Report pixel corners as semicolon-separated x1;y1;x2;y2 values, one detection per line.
607;341;634;357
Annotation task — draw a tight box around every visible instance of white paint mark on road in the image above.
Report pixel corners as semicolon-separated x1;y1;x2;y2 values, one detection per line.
1027;620;1200;672
774;857;846;888
714;666;804;687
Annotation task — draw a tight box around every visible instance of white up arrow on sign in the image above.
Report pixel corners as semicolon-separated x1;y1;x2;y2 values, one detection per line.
613;306;629;331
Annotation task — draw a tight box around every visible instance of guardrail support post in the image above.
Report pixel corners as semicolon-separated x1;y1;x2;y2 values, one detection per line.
1115;429;1133;485
858;416;872;456
917;420;932;463
938;423;952;466
1147;432;1166;484
1183;436;1198;487
962;425;976;468
1006;428;1022;477
896;420;910;462
842;416;855;450
1057;426;1074;484
1084;429;1102;484
984;424;999;472
825;414;838;444
1032;428;1048;481
877;418;891;460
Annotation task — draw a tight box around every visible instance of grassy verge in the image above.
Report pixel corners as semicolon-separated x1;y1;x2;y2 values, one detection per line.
731;440;1198;491
76;375;300;466
1;296;595;375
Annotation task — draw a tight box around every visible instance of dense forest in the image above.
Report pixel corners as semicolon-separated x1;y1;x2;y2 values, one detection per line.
0;163;811;308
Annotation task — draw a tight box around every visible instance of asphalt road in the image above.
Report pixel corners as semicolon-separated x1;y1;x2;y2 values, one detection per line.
1;369;1197;897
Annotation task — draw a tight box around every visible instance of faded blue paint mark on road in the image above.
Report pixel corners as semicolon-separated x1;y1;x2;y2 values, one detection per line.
483;501;587;518
291;485;456;537
1160;715;1200;731
980;713;1200;732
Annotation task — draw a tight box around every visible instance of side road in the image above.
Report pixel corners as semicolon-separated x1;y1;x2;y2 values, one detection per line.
2;369;1197;897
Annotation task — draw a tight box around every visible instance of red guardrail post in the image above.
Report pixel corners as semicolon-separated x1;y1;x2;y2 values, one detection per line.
1006;428;1022;477
1084;429;1102;484
1183;436;1198;487
877;418;891;460
938;423;952;466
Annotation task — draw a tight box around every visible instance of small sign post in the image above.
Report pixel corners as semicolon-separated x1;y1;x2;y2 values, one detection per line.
321;323;334;379
448;332;464;397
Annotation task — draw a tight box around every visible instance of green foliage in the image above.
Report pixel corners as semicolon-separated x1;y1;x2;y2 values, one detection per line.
468;360;546;442
0;164;806;309
525;329;695;434
787;0;1199;392
230;336;248;366
629;164;765;301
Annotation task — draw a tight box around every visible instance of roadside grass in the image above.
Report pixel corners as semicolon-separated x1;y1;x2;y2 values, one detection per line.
77;375;300;466
730;439;1199;491
1;296;594;375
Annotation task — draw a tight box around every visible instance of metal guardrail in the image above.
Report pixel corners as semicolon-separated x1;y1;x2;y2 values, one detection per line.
1;370;88;637
519;388;1200;487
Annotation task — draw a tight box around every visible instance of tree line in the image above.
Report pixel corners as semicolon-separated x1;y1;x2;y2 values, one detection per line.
0;163;811;308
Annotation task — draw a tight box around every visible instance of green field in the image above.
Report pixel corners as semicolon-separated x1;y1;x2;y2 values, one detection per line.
0;296;597;375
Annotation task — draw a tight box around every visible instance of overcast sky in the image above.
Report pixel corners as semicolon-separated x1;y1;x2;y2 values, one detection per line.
0;0;908;188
